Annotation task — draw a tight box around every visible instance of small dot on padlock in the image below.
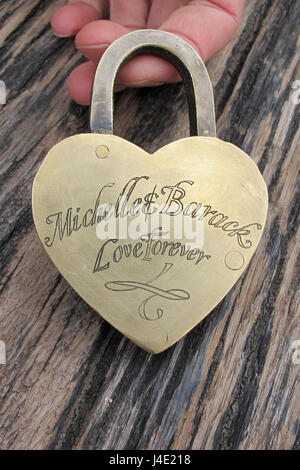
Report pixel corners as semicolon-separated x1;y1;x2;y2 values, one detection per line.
95;145;109;159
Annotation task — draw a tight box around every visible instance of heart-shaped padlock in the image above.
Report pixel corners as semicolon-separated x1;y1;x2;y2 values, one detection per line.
32;30;268;354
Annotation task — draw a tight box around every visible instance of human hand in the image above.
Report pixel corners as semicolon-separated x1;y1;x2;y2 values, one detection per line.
51;0;246;104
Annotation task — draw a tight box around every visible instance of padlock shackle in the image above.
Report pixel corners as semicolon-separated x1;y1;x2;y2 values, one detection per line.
90;29;216;137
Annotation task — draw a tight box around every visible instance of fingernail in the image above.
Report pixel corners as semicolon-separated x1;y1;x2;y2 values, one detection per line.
53;32;72;38
120;80;165;87
78;43;110;49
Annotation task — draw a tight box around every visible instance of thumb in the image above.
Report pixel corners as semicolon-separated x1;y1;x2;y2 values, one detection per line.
159;0;246;62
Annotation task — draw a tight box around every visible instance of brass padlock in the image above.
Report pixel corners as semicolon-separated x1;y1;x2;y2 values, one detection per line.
32;30;268;354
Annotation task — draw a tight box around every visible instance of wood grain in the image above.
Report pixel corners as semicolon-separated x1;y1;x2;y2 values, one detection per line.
0;0;299;450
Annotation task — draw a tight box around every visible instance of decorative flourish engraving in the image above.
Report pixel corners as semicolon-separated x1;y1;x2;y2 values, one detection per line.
105;263;190;321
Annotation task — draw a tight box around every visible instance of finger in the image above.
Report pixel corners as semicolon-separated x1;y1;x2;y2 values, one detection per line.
75;20;181;89
112;0;246;87
71;0;245;102
147;0;184;29
67;61;97;104
75;19;130;63
158;0;246;62
51;1;107;37
109;0;150;29
67;59;126;104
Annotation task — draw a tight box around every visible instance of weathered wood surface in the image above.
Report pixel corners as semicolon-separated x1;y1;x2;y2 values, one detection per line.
0;0;299;450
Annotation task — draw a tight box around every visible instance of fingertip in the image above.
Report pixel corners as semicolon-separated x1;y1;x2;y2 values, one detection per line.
51;3;100;38
118;56;181;87
75;20;129;62
67;61;97;104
